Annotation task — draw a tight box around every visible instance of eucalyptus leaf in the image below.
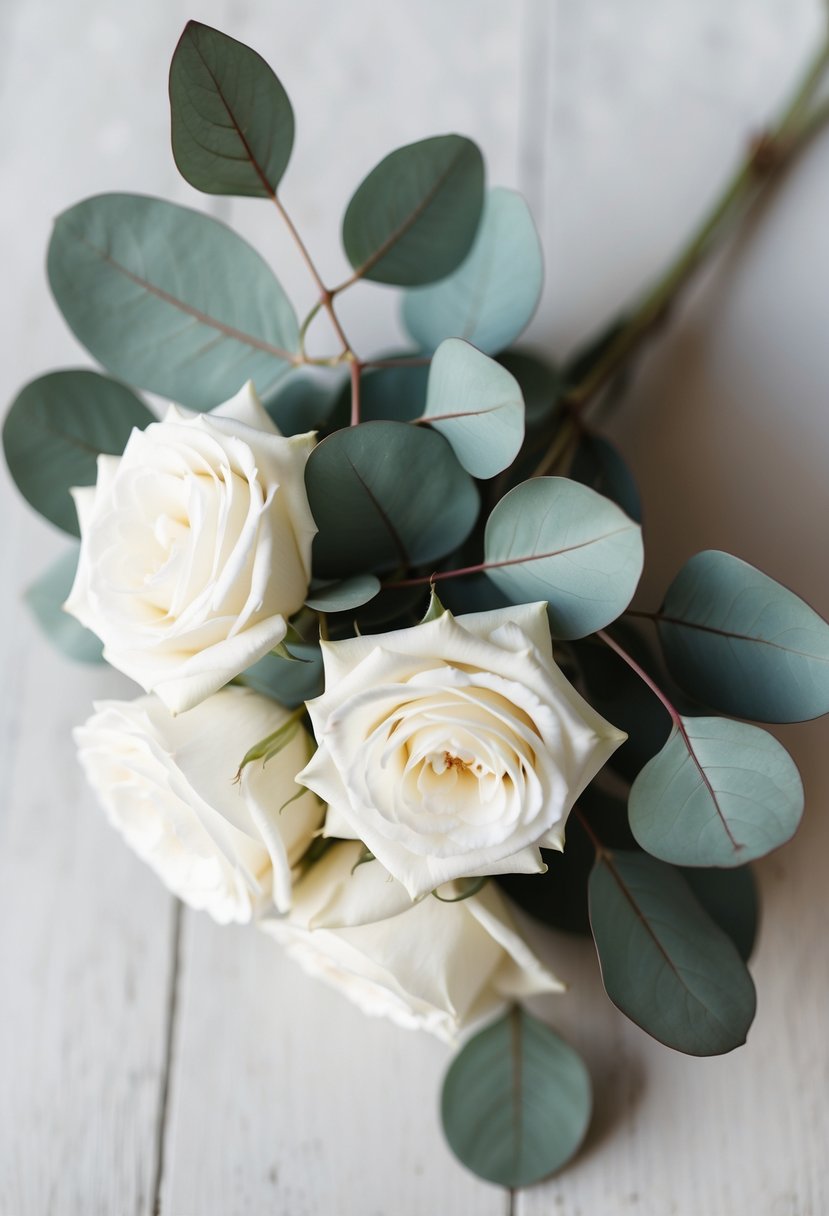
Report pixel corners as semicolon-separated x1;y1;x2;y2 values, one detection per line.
170;21;294;197
25;549;104;664
342;135;484;286
262;369;345;436
483;477;644;639
420;339;524;479
657;550;829;723
498;786;633;936
441;1008;592;1187
305;421;480;579
238;643;323;708
3;370;153;535
589;850;757;1055
570;433;642;523
629;715;803;868
402;187;543;353
305;575;381;613
572;631;671;784
335;359;428;426
681;865;758;963
498;350;560;431
48;194;298;409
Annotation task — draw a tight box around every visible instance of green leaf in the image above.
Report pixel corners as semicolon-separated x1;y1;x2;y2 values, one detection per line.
419;585;447;624
570;433;642;523
498;350;560;431
498;786;633;935
48;194;298;410
629;715;803;868
681;865;758;963
263;369;345;435
305;421;480;579
421;338;524;478
170;21;294;197
25;549;104;663
441;1008;591;1187
589;850;757;1055
332;358;428;429
572;631;671;783
3;370;153;536
483;477;644;639
238;643;323;708
342;135;484;286
402;187;542;353
305;575;381;613
657;550;829;723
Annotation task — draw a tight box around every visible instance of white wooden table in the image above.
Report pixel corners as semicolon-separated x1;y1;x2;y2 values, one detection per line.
2;2;828;1213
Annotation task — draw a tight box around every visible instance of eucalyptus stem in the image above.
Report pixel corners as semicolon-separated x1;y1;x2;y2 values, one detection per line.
560;35;829;417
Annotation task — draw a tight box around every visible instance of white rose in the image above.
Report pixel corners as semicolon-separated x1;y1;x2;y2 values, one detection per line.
262;841;563;1042
65;382;317;714
299;602;624;899
74;686;323;924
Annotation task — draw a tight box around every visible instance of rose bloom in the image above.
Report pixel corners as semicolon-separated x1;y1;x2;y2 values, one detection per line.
262;841;563;1041
65;382;316;714
74;686;323;923
299;603;624;899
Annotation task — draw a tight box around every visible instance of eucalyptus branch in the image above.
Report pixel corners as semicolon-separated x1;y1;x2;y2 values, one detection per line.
556;36;829;419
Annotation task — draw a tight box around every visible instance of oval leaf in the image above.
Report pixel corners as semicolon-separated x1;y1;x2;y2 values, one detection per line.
681;865;758;963
305;421;479;579
629;715;803;868
421;339;524;478
3;370;153;535
657;550;829;723
263;369;345;435
48;193;298;410
483;477;643;639
25;549;104;664
170;21;294;197
305;575;381;613
239;643;323;708
498;350;560;431
441;1008;591;1187
342;135;484;286
589;850;757;1055
403;187;543;353
570;433;642;523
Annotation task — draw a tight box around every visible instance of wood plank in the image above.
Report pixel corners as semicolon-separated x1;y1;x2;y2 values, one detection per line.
0;477;176;1216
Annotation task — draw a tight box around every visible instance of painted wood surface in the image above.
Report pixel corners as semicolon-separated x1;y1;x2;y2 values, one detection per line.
1;1;827;1213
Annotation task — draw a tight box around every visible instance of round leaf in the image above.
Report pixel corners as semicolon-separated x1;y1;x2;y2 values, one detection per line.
421;338;524;478
305;421;479;579
657;550;829;723
403;187;542;353
342;135;484;286
25;549;104;664
498;350;560;431
263;369;345;435
589;850;757;1055
238;643;323;708
441;1008;591;1187
48;193;298;410
3;370;153;535
170;21;294;197
483;477;644;639
305;575;381;613
681;865;758;963
629;715;803;868
570;433;642;523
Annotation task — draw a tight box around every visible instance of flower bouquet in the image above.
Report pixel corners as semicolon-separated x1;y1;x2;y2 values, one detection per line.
5;19;829;1189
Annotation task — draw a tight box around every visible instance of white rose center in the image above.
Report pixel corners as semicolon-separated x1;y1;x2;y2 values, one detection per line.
328;668;556;859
